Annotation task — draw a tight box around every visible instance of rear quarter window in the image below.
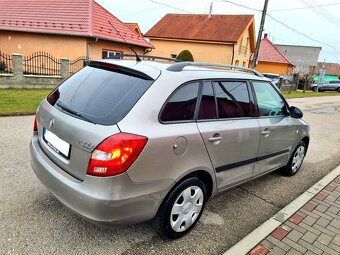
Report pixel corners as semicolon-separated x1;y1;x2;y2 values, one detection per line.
47;64;154;125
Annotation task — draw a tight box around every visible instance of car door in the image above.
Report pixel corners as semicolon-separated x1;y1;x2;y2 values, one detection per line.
196;80;260;191
252;81;296;176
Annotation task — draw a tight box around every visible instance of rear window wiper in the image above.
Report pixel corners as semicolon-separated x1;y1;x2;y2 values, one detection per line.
56;102;95;124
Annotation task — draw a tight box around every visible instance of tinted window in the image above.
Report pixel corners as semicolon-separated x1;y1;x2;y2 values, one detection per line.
161;82;199;122
213;81;252;118
47;65;154;125
198;82;217;120
253;81;286;117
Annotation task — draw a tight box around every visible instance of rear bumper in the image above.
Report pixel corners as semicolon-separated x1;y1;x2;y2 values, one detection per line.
30;135;174;225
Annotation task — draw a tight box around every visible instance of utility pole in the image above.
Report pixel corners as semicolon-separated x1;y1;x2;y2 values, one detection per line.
252;0;269;69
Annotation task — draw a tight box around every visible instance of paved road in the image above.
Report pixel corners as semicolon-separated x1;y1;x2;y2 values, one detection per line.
1;96;339;255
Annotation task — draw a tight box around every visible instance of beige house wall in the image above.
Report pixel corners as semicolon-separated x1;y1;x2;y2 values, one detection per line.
234;27;252;67
147;38;234;64
0;30;147;60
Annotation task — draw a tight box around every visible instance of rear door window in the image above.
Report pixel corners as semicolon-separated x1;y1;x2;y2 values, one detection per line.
47;64;154;125
160;82;199;122
213;81;253;118
198;82;217;120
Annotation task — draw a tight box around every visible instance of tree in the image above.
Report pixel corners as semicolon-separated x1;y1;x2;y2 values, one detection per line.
176;50;194;62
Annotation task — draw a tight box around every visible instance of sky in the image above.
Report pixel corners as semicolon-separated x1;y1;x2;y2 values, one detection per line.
96;0;340;64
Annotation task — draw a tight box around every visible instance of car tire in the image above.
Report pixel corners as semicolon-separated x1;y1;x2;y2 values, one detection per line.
153;176;207;239
312;87;317;92
337;88;340;93
281;141;306;176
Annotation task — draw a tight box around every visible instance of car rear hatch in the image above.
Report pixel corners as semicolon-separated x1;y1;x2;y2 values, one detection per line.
36;60;159;181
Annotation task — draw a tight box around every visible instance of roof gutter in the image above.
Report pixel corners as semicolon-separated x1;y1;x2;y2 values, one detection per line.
231;43;235;65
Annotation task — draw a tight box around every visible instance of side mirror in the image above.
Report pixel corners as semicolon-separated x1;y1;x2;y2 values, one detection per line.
289;106;303;119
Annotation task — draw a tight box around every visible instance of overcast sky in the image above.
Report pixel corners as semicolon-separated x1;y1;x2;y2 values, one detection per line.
96;0;340;63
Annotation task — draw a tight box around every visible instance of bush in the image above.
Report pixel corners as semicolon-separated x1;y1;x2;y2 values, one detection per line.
176;50;194;62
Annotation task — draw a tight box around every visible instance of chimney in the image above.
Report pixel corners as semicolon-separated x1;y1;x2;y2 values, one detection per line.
208;2;213;18
264;33;268;38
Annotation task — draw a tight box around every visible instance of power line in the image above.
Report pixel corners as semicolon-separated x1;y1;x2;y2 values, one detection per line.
218;0;340;51
269;2;340;12
297;0;340;30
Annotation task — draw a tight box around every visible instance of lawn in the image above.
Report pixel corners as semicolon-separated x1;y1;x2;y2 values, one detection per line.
282;90;340;99
0;88;51;115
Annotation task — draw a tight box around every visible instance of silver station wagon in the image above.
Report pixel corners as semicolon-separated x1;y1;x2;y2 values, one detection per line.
30;58;310;238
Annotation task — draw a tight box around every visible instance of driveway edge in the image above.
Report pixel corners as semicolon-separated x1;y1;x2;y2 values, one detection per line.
223;164;340;255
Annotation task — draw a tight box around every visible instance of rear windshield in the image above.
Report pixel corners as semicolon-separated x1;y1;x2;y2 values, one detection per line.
47;64;154;125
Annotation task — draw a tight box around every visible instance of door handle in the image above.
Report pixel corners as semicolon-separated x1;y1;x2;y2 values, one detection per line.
208;136;223;142
261;129;270;136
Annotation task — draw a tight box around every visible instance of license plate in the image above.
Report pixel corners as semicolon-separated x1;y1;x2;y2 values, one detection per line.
43;128;71;158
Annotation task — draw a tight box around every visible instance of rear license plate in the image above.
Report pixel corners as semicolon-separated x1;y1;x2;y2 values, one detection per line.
43;128;71;158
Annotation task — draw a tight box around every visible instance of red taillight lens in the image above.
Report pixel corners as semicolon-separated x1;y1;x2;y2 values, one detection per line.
87;133;148;177
33;116;38;132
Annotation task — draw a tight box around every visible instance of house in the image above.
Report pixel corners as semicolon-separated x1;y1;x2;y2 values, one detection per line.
314;62;340;81
0;0;152;60
124;23;143;36
144;14;256;66
250;34;294;76
275;44;321;75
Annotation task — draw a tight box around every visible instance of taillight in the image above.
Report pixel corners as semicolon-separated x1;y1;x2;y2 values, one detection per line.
87;133;148;177
33;116;38;132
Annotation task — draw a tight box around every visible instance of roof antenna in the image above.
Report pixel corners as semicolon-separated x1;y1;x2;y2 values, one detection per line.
108;21;141;62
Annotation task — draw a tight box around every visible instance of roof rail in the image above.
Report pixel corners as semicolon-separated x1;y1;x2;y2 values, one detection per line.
166;62;263;77
109;54;182;62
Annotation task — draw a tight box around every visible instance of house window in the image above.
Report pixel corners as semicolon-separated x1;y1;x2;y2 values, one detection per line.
171;54;177;59
235;60;240;66
102;50;123;59
243;61;246;67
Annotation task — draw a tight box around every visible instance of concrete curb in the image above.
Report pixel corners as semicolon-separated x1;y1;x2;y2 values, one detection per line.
223;165;340;255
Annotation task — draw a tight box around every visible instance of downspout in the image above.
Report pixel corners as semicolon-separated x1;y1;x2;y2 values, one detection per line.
86;37;98;60
231;43;235;65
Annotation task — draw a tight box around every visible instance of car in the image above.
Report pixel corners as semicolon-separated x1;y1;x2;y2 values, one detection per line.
263;73;281;86
30;58;310;238
310;80;340;92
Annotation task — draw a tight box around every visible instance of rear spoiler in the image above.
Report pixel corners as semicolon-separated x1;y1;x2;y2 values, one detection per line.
88;61;154;80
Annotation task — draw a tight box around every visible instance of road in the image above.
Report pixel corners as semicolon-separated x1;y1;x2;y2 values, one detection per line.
1;96;339;255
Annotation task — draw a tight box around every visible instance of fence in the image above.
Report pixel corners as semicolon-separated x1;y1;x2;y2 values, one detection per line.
70;56;87;75
23;51;61;76
0;51;13;74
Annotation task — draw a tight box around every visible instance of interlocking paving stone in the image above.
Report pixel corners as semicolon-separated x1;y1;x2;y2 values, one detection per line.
271;227;289;241
286;229;303;242
301;231;318;244
266;236;290;252
315;217;330;228
312;241;339;255
241;175;340;255
313;223;336;237
316;233;333;246
315;204;328;213
285;248;303;255
249;244;269;255
289;214;305;225
297;239;323;255
282;237;307;253
267;246;285;255
302;216;317;226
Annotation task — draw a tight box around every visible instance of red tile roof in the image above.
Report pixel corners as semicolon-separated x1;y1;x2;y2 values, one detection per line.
145;14;254;43
251;36;294;66
0;0;152;48
315;62;340;75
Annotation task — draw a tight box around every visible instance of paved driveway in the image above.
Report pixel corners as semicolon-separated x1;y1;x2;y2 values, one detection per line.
1;96;339;255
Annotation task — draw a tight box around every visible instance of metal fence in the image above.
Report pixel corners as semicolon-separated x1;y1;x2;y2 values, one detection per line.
70;56;87;75
23;51;61;76
0;51;13;74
